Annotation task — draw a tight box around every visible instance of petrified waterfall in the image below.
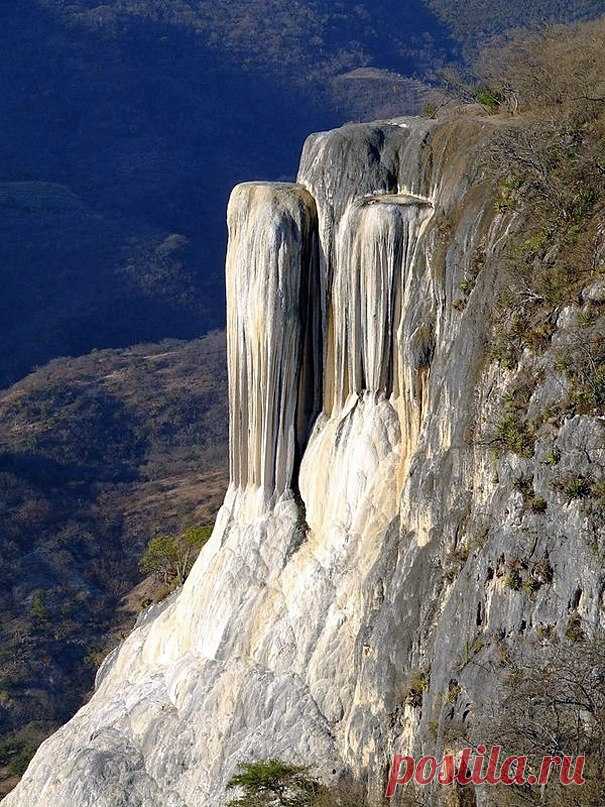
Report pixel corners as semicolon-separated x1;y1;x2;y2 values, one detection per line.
224;128;436;510
226;182;320;498
7;116;540;807
330;195;433;410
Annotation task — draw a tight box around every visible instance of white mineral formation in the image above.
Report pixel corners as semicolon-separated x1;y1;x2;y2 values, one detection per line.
8;116;601;807
226;182;320;500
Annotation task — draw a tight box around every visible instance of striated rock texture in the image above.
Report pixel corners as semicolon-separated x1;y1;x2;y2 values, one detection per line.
6;115;604;807
226;182;320;499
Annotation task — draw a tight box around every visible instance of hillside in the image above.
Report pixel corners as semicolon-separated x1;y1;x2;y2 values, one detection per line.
43;0;449;79
0;181;222;389
429;0;605;48
0;1;453;389
0;332;228;797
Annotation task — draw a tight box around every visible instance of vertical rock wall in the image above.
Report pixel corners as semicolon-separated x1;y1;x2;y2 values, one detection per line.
226;182;320;499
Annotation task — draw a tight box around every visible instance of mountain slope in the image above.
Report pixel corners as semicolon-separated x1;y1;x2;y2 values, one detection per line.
0;0;454;388
428;0;605;48
0;333;228;797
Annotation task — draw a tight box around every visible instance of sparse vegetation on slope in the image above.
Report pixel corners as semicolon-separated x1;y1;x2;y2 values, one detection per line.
140;524;213;597
0;332;228;797
227;760;380;807
456;19;605;393
42;0;449;81
478;636;605;806
428;0;604;50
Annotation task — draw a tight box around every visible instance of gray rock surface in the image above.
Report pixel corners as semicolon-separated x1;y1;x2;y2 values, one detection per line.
6;114;604;807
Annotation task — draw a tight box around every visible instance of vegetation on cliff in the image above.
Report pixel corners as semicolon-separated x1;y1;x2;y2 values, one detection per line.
469;20;605;426
420;18;605;807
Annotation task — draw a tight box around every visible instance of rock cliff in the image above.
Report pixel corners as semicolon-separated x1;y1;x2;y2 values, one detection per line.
6;114;604;806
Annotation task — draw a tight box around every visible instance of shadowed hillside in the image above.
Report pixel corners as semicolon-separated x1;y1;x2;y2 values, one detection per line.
428;0;605;48
0;332;228;797
0;1;453;389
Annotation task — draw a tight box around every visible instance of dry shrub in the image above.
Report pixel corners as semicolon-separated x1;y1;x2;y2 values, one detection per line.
312;782;371;807
448;19;605;369
477;636;605;806
474;18;605;115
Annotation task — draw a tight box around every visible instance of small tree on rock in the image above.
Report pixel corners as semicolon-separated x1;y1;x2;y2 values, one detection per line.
227;759;320;807
139;524;213;589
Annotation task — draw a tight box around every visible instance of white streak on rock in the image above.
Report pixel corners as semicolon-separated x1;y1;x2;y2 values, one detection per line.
329;195;433;415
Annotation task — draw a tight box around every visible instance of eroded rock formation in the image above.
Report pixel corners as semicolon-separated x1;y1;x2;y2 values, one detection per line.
226;182;320;499
7;115;602;807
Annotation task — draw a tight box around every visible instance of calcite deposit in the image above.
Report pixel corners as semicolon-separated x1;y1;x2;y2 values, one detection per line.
7;115;603;807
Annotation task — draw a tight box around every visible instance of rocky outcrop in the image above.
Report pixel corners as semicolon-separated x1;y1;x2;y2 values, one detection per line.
226;182;320;499
6;114;603;807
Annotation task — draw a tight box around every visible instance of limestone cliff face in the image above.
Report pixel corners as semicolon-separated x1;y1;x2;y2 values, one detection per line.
6;115;602;807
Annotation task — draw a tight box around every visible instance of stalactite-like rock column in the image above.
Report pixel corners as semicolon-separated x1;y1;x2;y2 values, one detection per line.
226;182;320;499
329;194;433;414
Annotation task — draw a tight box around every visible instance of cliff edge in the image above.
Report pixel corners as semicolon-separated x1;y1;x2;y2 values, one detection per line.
6;114;602;806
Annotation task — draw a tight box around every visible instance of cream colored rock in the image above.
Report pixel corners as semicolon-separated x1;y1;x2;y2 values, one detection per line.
226;183;320;499
8;116;601;807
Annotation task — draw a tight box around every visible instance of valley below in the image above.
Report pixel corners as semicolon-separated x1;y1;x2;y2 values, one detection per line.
0;333;228;797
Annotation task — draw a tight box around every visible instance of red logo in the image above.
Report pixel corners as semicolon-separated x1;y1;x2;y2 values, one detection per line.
385;747;586;796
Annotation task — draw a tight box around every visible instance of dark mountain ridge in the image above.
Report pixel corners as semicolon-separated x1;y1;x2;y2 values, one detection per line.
0;0;454;389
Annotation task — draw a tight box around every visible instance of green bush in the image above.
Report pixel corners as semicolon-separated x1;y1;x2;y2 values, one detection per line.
446;679;462;704
30;590;48;622
558;476;592;501
513;475;548;512
494;412;534;457
139;523;214;591
227;759;319;807
473;85;502;113
403;670;430;708
495;175;523;213
565;613;586;643
504;568;523;591
0;735;38;778
522;576;541;596
529;496;547;513
457;634;486;672
544;449;561;466
8;742;37;777
139;534;181;584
